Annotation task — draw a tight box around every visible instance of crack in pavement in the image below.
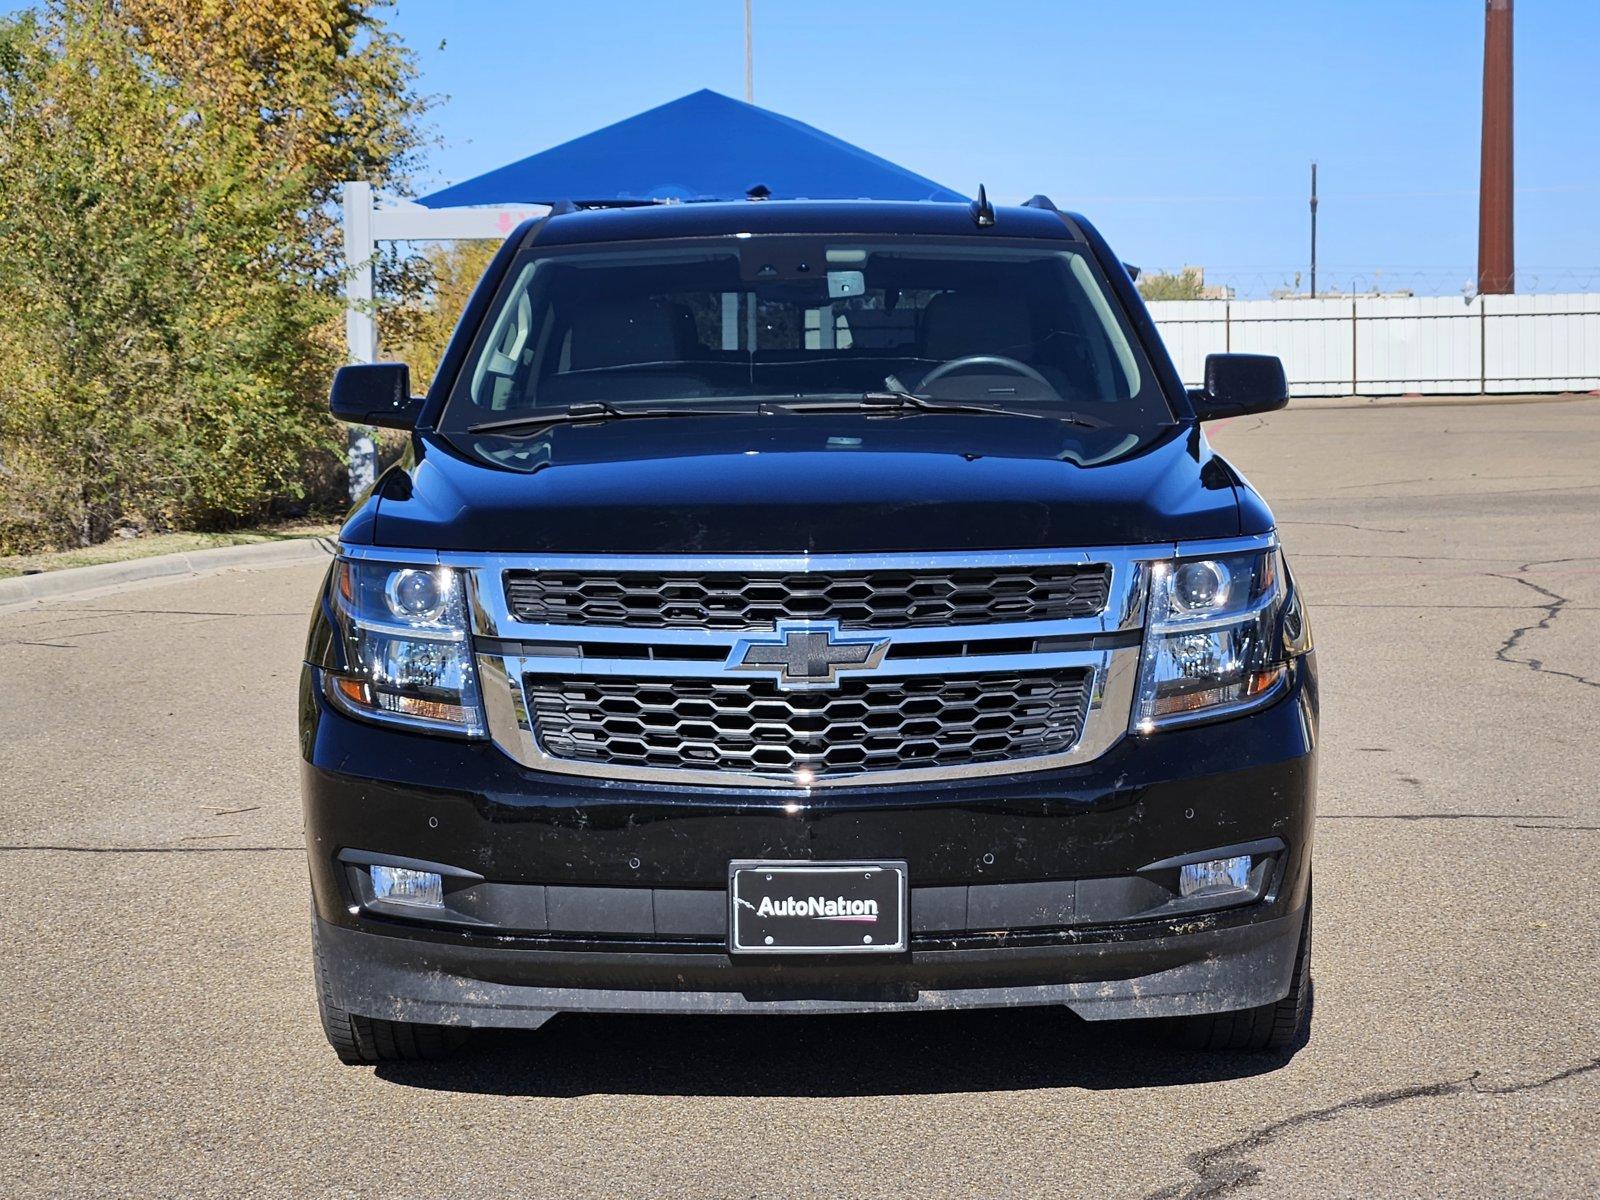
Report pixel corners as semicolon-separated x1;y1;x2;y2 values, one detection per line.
1314;602;1561;611
1331;475;1436;490
1145;1058;1600;1200
2;606;307;647
1278;519;1407;535
1277;482;1600;502
1333;471;1595;491
1205;416;1268;439
0;615;237;649
61;606;306;617
1319;812;1565;822
1291;551;1520;563
1490;562;1600;692
0;844;298;854
1507;556;1600;569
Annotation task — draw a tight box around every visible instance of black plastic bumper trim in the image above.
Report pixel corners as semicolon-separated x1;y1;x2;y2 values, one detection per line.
313;905;1306;1024
334;856;1280;939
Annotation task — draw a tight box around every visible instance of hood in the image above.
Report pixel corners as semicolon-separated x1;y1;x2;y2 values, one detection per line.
368;414;1250;555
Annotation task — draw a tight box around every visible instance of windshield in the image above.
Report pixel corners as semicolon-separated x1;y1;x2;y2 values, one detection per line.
438;235;1173;437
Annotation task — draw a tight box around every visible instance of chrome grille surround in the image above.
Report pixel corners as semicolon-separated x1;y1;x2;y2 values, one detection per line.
342;536;1277;790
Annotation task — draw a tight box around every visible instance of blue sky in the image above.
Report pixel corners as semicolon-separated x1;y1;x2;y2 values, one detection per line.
388;0;1600;297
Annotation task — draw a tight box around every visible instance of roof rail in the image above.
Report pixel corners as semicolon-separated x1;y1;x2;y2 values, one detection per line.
1020;194;1093;244
547;198;677;214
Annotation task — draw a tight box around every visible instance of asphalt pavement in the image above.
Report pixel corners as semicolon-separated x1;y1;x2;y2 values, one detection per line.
3;397;1596;1198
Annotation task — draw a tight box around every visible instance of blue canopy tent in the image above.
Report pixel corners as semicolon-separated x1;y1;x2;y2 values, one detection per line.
417;88;966;207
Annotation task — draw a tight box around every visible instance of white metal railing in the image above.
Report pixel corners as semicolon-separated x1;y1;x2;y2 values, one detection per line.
1146;292;1600;397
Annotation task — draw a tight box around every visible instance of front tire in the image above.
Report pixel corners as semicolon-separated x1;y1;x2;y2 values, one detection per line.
312;916;469;1065
1159;896;1313;1053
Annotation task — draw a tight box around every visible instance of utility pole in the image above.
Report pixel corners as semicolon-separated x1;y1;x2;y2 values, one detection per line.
1478;0;1514;293
744;0;754;102
1309;162;1318;299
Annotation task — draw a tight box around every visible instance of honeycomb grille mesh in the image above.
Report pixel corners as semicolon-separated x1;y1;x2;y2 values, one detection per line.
503;566;1110;630
523;670;1092;779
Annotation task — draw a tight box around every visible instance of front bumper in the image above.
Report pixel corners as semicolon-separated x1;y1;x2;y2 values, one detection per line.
314;904;1306;1025
301;655;1317;1024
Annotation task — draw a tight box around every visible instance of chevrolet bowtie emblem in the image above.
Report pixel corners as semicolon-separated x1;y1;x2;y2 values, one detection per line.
728;622;889;689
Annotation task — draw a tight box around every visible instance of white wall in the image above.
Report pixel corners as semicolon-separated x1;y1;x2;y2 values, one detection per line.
1146;293;1600;396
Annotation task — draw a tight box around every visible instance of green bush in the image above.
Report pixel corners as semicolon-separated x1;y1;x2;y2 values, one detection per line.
0;1;426;553
1137;267;1212;302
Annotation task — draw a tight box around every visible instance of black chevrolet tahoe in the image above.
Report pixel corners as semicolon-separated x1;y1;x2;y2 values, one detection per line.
302;195;1317;1064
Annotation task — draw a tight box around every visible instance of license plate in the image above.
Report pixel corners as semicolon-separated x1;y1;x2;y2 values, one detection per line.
728;861;908;954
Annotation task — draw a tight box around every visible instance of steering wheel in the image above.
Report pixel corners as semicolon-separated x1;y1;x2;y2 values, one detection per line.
918;354;1054;391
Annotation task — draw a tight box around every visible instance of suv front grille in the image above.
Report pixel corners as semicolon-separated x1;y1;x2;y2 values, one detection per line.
523;669;1092;780
503;565;1111;630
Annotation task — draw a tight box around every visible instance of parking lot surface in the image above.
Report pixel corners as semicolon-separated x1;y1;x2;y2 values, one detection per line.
3;398;1597;1198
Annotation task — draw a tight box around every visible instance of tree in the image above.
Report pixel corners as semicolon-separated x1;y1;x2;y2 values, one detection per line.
1137;267;1211;302
0;1;427;551
121;0;429;288
382;239;500;393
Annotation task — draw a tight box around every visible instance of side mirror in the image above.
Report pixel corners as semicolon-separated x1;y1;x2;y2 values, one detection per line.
330;363;423;429
1188;353;1288;421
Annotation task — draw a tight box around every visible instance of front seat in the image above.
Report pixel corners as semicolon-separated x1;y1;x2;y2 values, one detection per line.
568;298;693;371
918;291;1034;362
544;298;706;405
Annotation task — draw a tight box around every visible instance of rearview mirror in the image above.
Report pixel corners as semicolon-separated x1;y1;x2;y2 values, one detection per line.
330;363;423;429
1188;354;1289;421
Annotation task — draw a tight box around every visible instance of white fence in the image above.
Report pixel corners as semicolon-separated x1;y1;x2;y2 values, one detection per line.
1146;292;1600;397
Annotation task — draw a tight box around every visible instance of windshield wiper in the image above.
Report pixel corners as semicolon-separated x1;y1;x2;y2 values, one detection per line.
468;401;751;436
776;391;1108;429
469;394;1111;436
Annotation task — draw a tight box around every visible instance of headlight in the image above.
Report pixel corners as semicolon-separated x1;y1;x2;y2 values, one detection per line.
323;559;486;736
1133;549;1288;732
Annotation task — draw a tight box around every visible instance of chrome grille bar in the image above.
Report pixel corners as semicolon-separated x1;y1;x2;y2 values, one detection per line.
524;669;1093;777
502;563;1112;630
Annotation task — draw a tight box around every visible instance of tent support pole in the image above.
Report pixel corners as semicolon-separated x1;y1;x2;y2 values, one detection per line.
342;181;380;500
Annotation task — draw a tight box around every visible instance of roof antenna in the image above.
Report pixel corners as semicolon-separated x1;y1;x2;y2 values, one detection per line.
969;184;995;227
746;183;772;201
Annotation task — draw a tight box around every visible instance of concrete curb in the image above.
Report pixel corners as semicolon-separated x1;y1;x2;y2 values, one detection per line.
0;536;336;611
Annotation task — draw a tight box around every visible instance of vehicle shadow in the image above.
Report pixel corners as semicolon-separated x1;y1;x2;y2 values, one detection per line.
375;1001;1310;1097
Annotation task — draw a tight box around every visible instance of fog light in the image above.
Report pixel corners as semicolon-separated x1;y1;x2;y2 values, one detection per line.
1179;855;1252;898
370;864;443;907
